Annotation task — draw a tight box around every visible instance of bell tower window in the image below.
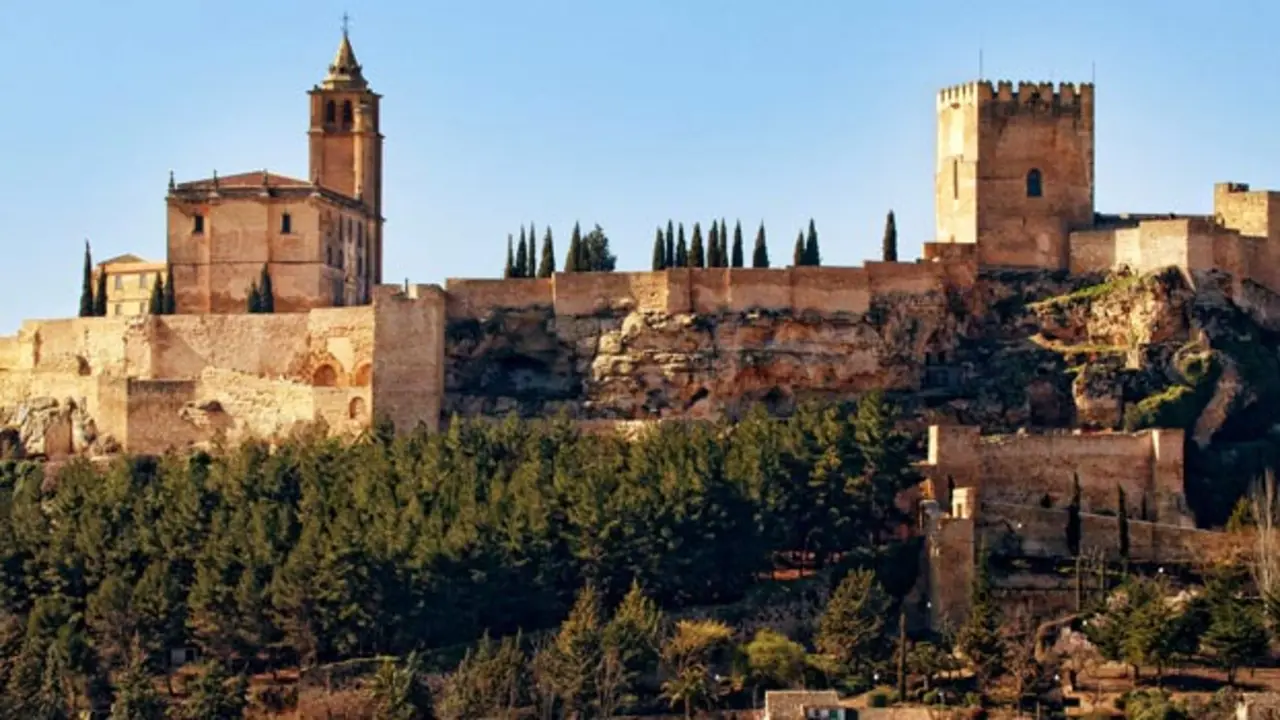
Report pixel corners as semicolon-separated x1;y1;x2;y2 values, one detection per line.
325;100;336;125
192;214;204;234
1026;168;1043;198
281;213;292;234
342;100;353;129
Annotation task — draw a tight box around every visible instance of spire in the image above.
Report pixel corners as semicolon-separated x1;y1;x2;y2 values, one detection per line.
321;14;368;91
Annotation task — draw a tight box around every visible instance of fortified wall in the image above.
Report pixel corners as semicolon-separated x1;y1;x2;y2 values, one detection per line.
0;284;443;456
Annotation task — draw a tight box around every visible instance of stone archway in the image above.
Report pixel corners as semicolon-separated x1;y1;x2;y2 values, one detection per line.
348;396;368;420
312;364;338;387
352;363;372;387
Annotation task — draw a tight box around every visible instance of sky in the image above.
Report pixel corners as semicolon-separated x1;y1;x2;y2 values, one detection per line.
1;0;1278;332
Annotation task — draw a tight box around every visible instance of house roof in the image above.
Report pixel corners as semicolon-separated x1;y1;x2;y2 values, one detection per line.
99;253;147;265
764;690;842;720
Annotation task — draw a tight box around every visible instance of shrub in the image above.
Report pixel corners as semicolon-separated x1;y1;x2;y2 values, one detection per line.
922;689;940;705
868;690;889;708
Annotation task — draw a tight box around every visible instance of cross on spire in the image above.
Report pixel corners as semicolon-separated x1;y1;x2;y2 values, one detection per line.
341;12;350;36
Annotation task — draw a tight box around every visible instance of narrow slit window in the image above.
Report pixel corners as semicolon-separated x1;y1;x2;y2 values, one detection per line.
1026;168;1043;198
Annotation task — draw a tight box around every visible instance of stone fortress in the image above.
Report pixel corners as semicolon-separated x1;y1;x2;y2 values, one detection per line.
2;25;1265;627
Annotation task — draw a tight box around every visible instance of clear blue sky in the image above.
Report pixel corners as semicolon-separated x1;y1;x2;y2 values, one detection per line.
2;1;1277;332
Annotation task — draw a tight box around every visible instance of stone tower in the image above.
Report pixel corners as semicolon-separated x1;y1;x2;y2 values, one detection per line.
935;81;1095;270
308;25;384;285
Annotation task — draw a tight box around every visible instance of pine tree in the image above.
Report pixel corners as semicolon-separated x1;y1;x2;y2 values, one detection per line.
177;661;248;720
689;223;706;268
258;264;275;312
792;231;805;267
752;223;769;268
1118;486;1130;567
163;264;176;313
882;210;898;262
804;218;821;266
516;229;529;279
247;282;262;313
110;649;165;720
94;266;109;316
652;228;666;270
527;223;539;277
504;235;516;278
148;274;165;315
537;227;556;278
707;221;722;267
675;224;688;267
731;221;745;268
665;221;675;269
1067;473;1083;557
79;241;95;317
815;569;889;678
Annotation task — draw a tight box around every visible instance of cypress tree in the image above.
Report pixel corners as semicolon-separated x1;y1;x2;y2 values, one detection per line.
732;221;745;268
792;231;805;267
527;223;539;277
94;267;109;316
1067;473;1082;557
690;222;705;268
163;263;176;313
149;274;165;315
882;210;898;262
707;222;721;268
1118;486;1130;568
805;218;821;266
752;223;769;268
79;241;95;317
258;264;275;312
565;223;583;272
247;282;262;313
515;229;529;279
652;228;666;270
537;227;555;278
675;224;689;268
719;217;729;266
504;235;515;278
665;221;675;269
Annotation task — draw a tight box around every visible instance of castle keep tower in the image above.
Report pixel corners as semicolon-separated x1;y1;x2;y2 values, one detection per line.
935;81;1095;269
309;25;385;288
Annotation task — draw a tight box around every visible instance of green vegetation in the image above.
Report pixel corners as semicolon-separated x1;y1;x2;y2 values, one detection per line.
1123;348;1219;432
80;241;95;318
882;210;898;262
1029;272;1145;311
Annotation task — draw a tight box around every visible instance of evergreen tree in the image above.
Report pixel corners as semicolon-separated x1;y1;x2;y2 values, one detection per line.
652;228;667;270
538;227;556;278
792;232;805;267
109;650;165;720
79;241;95;317
1202;589;1269;685
246;282;262;313
565;223;583;273
162;264;176;314
882;210;898;262
258;264;274;312
581;225;617;272
527;223;539;277
665;221;675;270
804;218;821;266
690;223;705;268
1118;486;1131;567
176;662;247;720
369;651;432;720
707;222;721;267
815;569;890;679
719;217;729;267
516;229;529;279
540;585;603;716
731;221;745;268
148;275;165;315
94;266;109;316
1067;473;1082;557
752;223;769;268
675;224;689;267
957;552;1005;685
504;235;516;278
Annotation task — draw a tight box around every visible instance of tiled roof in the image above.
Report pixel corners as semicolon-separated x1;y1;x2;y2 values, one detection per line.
174;171;311;191
764;690;841;720
98;253;149;266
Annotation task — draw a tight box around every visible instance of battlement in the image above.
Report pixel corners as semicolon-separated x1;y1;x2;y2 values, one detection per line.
938;80;1093;115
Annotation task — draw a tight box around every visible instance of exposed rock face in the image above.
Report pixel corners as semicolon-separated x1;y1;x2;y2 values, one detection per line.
0;397;118;459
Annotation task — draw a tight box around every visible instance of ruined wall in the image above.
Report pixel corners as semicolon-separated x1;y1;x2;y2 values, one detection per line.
372;284;446;433
922;425;1189;525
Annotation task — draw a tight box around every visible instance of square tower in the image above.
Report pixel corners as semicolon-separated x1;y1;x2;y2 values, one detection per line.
935;81;1095;270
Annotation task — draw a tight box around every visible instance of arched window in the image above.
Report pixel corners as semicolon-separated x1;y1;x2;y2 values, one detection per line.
1026;168;1043;198
325;100;336;124
342;100;354;128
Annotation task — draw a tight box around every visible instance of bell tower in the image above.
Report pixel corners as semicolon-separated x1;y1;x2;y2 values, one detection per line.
308;17;384;282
